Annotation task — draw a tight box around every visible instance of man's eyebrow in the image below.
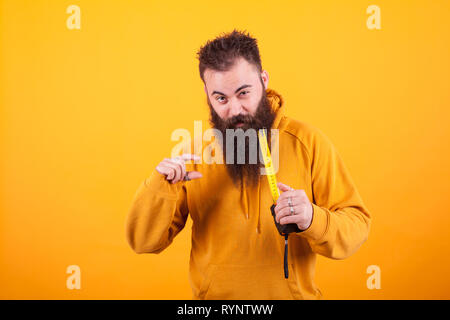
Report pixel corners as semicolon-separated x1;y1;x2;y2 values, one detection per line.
234;84;252;93
211;90;226;96
211;84;253;96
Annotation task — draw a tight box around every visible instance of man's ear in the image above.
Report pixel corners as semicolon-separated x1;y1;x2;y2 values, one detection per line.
261;70;269;90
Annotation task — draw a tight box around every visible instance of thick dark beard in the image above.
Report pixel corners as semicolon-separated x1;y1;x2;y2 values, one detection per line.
207;89;276;188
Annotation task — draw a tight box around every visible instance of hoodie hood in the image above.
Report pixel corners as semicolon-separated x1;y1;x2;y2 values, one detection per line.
266;88;285;130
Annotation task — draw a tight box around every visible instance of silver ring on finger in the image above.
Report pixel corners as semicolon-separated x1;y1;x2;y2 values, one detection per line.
288;197;293;207
290;206;295;215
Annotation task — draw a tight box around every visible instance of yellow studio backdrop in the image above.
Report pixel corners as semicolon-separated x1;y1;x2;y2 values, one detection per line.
1;0;449;299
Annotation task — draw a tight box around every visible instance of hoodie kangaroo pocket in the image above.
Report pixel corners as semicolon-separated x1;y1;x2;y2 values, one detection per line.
200;263;299;300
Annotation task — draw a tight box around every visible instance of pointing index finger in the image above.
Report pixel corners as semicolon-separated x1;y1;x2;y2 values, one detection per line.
179;153;201;162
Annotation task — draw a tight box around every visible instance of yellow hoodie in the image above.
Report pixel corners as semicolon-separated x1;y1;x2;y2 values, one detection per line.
125;88;371;300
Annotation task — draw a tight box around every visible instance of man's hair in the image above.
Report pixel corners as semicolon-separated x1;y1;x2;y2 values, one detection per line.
196;29;262;82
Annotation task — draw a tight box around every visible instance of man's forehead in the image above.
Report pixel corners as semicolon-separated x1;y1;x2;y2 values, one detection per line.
204;63;259;95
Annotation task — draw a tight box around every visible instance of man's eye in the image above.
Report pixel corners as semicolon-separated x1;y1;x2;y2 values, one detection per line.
240;91;249;96
217;96;226;103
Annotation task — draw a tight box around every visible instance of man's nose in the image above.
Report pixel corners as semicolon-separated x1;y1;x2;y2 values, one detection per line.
228;98;244;117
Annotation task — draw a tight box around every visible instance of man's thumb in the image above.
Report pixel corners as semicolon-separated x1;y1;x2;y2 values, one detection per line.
277;182;292;192
185;171;203;181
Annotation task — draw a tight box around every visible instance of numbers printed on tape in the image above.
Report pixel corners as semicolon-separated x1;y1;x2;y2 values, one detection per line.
258;129;280;203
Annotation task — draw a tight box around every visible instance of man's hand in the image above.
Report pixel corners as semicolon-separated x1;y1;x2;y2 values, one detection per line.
274;182;313;231
156;154;203;184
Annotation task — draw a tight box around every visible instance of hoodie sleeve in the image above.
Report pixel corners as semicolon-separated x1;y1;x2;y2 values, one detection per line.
298;128;371;260
125;169;189;254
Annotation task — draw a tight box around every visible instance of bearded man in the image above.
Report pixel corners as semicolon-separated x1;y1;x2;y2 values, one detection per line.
125;30;371;300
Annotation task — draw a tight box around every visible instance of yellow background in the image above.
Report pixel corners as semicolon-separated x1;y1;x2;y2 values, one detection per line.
1;0;449;299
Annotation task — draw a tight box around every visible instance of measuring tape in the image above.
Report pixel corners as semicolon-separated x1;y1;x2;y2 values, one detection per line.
258;128;301;279
258;129;280;204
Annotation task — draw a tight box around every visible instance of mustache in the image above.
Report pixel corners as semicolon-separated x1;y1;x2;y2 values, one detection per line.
225;114;254;128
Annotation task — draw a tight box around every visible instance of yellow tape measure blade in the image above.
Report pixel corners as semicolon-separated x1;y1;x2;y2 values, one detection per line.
258;129;280;203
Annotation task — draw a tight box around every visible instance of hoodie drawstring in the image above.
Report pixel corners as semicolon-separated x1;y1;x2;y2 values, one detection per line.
256;175;261;233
